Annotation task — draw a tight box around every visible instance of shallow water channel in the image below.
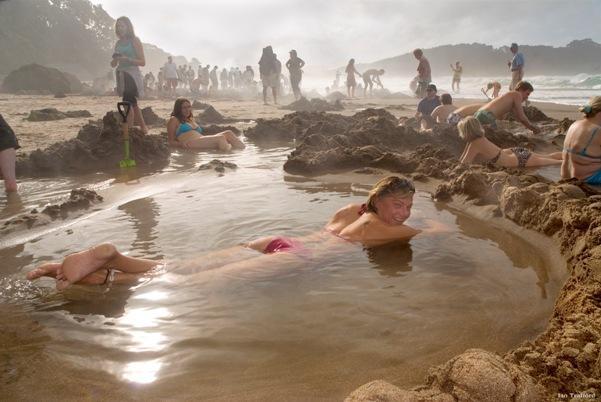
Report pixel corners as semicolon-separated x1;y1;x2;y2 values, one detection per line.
0;142;565;400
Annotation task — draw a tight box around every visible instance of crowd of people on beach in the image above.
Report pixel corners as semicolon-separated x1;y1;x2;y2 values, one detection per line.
0;16;600;290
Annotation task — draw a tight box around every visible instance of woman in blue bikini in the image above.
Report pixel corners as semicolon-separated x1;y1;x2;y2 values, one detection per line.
167;98;245;151
561;97;601;184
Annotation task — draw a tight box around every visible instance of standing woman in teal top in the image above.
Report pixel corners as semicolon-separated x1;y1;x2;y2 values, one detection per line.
110;16;148;134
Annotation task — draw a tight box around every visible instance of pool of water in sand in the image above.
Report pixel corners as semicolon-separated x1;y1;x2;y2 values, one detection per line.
0;143;565;400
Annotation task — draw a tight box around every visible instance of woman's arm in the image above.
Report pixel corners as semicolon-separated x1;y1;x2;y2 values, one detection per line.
560;151;569;179
299;58;305;68
167;118;181;148
129;37;146;67
459;142;478;164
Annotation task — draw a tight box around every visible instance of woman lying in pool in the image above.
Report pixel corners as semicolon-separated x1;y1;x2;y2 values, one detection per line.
167;98;245;151
457;116;562;168
27;176;444;289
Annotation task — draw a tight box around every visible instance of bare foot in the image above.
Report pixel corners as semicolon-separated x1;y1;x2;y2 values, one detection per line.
27;262;62;280
27;262;108;288
57;243;117;289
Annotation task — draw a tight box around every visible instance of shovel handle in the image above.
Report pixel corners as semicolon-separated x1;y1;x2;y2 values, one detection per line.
117;101;131;123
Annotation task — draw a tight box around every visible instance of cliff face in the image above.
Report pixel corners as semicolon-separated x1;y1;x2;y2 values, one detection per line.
0;0;192;80
358;39;601;76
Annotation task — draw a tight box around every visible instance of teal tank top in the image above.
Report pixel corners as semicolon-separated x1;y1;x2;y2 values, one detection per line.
115;40;136;68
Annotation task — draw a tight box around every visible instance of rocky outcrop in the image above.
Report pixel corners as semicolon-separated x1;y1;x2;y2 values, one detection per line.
1;64;83;94
26;108;92;121
16;112;170;176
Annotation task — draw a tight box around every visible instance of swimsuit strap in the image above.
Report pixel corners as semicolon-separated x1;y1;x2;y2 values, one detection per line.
358;203;368;216
581;127;600;156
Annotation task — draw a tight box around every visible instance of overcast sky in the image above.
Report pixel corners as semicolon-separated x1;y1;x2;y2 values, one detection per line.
96;0;601;68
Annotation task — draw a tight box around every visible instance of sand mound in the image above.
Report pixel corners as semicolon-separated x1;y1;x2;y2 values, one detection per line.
326;91;347;102
1;189;103;236
245;108;537;176
508;105;553;123
192;100;210;110
197;105;225;123
141;107;165;126
26;108;92;122
281;97;344;112
16;112;169;176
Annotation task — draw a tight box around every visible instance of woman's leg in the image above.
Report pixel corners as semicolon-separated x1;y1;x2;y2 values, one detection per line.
27;262;144;286
219;130;245;149
133;104;148;134
27;243;160;288
0;148;17;192
525;153;563;167
183;134;231;151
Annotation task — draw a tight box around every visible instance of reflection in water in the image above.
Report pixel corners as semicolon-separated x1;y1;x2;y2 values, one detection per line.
365;242;413;277
0;191;24;219
119;197;162;259
122;359;163;384
452;212;551;299
0;243;32;276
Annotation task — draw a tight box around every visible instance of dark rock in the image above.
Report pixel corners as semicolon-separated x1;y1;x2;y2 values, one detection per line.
198;159;237;173
1;64;82;94
27;108;92;121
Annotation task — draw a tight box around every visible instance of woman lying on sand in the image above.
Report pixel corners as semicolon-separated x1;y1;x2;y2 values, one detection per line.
27;176;444;289
167;98;245;151
561;96;601;184
457;116;562;168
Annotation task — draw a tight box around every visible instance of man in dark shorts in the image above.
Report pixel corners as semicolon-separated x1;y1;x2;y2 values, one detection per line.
0;114;20;192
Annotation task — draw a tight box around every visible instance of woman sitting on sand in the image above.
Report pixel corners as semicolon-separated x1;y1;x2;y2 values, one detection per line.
167;98;245;151
457;116;562;168
561;96;601;184
27;176;443;289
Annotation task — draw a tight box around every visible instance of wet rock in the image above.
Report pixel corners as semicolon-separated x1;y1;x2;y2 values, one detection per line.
197;105;225;123
281;97;344;112
26;108;92;121
16;112;169;177
1;63;82;94
141;107;165;126
198;159;237;174
1;188;103;236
